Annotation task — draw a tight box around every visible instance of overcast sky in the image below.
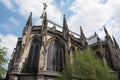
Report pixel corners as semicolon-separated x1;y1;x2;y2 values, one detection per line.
0;0;120;59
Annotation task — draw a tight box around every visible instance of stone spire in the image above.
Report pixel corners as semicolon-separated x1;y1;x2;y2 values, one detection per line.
103;26;120;71
62;15;71;61
22;12;32;35
41;3;48;29
22;12;32;47
63;15;68;30
62;15;69;39
94;32;98;36
80;26;85;39
26;12;32;26
41;3;48;42
80;26;88;48
43;12;48;28
103;25;109;36
39;3;48;71
112;35;119;49
103;25;112;41
40;3;48;39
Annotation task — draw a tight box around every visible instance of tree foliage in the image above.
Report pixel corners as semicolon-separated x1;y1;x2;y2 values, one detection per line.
0;39;8;79
57;49;117;80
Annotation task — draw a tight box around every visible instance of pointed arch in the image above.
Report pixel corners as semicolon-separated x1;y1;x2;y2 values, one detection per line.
47;39;64;71
25;37;40;72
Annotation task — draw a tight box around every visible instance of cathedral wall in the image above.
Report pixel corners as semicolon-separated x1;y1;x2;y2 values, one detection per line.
38;34;53;71
19;34;41;72
19;76;36;80
22;35;26;47
7;27;78;80
44;77;55;80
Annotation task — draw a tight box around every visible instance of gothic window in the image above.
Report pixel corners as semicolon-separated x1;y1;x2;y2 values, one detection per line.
25;37;40;72
47;40;63;71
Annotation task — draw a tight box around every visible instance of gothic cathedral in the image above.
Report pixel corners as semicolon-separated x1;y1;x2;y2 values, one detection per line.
6;4;120;80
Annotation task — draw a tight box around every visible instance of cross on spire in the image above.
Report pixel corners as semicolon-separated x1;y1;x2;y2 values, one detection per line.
40;3;47;18
43;3;47;10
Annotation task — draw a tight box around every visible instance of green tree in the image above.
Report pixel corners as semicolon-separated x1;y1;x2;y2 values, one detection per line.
0;39;8;79
57;49;117;80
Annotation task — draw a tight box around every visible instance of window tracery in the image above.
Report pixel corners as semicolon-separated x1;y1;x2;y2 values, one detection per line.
25;37;40;72
47;40;63;71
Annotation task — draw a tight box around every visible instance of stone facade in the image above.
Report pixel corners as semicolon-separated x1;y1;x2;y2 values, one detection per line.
5;6;120;80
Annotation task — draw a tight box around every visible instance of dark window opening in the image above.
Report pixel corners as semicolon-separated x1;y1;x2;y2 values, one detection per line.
25;37;40;73
47;40;64;72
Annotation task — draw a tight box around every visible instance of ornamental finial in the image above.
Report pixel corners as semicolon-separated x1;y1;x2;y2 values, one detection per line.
43;3;47;10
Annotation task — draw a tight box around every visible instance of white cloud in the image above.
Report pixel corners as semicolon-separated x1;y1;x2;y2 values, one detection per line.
68;0;112;35
46;3;63;25
0;0;16;11
0;34;17;60
0;0;120;45
0;0;63;24
1;24;10;32
12;0;62;24
8;17;20;25
68;0;120;45
60;0;65;9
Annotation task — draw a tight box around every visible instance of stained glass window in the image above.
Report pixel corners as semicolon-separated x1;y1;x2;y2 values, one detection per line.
25;37;40;72
47;40;63;71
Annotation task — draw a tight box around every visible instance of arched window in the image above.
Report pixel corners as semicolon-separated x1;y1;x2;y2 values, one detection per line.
47;40;64;71
25;37;40;72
